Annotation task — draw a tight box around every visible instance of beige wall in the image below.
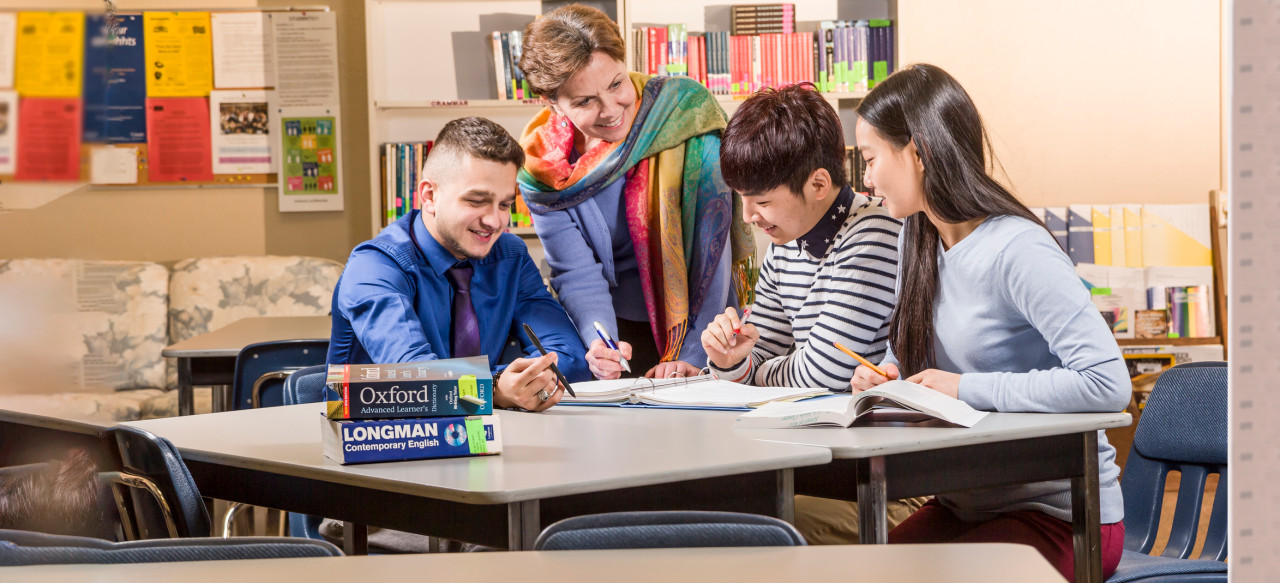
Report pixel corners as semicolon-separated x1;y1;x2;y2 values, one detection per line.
898;0;1222;207
0;0;370;264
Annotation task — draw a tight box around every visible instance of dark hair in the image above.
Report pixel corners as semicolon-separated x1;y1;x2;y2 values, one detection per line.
856;64;1044;377
431;116;525;168
519;4;626;98
0;449;106;537
721;84;847;197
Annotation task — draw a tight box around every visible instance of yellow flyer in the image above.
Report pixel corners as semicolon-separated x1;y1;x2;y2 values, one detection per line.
15;12;84;98
144;12;213;97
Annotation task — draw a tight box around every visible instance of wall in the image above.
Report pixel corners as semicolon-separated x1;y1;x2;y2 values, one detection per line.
0;0;370;264
897;0;1221;207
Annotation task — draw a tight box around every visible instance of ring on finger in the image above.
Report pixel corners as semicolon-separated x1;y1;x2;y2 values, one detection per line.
536;389;550;402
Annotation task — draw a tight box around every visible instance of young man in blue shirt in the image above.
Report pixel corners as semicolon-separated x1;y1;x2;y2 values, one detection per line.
329;116;590;413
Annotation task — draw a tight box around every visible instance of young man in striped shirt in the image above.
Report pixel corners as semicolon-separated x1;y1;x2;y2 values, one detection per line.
702;83;924;544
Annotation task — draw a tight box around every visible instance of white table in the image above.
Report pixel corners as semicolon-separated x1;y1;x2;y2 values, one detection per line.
160;316;331;415
0;408;109;468
1;543;1066;583
738;411;1131;583
124;404;832;553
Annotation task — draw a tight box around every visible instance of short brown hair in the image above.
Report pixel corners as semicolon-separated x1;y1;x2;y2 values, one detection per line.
519;4;626;98
721;84;848;197
431;116;524;168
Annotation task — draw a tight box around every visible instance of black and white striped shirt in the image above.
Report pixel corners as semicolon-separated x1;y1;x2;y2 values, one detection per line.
710;190;901;390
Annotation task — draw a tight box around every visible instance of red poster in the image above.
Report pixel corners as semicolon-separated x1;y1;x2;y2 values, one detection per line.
15;98;82;181
146;97;214;182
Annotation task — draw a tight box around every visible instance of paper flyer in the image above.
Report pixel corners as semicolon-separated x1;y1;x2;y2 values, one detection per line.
0;13;15;89
0;90;16;174
145;97;213;182
144;12;213;97
211;12;275;89
15;12;84;98
89;145;139;185
277;108;341;212
209;89;273;174
83;14;146;143
269;11;339;108
15;98;81;181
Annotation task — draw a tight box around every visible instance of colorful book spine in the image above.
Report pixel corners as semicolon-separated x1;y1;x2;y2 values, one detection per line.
1165;285;1212;338
326;356;493;420
322;415;503;465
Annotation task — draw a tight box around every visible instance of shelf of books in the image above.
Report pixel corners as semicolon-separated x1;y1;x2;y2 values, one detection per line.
366;0;898;235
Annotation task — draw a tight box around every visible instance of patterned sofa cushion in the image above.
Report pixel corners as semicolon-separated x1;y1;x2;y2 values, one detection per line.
0;259;169;392
0;389;166;424
167;256;342;387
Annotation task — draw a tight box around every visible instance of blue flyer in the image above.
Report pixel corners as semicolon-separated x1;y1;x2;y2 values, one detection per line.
83;14;147;143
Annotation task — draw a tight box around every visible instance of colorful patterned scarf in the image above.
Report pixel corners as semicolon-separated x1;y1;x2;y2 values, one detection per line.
519;72;755;362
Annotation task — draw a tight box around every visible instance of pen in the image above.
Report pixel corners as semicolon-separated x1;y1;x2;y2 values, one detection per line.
732;307;753;338
592;321;632;373
522;323;577;398
832;341;890;378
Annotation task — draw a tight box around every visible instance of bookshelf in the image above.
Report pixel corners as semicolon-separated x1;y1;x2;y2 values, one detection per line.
363;0;897;236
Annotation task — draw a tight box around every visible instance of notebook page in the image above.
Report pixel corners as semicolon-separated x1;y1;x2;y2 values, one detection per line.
562;375;719;403
639;380;831;408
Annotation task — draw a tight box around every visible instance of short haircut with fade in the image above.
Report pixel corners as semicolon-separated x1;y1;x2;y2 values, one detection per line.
429;116;525;171
720;83;848;197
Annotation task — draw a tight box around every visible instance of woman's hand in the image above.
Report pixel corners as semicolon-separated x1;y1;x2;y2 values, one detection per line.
645;360;702;379
849;362;900;392
905;369;962;399
586;338;633;380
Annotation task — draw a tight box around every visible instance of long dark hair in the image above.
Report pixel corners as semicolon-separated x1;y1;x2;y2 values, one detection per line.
856;64;1044;377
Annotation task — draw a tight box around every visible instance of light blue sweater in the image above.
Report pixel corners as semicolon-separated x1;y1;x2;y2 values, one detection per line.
532;176;732;366
884;214;1130;524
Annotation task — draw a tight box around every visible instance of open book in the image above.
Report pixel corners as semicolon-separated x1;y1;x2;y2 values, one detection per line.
562;375;830;410
735;380;989;428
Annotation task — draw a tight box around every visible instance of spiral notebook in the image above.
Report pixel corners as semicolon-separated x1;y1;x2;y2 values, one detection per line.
561;374;831;410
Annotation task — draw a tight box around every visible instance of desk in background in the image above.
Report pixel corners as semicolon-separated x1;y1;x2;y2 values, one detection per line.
1;543;1067;583
161;316;330;416
125;404;830;553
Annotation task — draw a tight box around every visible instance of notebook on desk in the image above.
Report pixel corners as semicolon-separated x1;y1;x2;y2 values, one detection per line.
560;375;832;411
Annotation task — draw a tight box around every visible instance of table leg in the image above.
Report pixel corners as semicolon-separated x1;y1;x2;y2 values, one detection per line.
178;358;194;417
342;521;368;555
856;456;888;544
776;468;795;524
507;500;541;550
1071;431;1102;583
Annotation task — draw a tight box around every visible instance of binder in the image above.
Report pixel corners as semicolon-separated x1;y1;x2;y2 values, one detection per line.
1066;205;1094;265
560;374;829;411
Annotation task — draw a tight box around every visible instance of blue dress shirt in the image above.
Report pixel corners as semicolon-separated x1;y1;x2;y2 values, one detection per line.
327;211;590;381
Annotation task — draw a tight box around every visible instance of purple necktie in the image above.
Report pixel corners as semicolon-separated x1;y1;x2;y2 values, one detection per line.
446;262;481;358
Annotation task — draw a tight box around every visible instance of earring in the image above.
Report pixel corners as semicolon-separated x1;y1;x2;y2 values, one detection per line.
560;120;568;128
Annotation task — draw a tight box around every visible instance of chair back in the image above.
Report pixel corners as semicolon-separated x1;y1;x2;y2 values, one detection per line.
534;511;807;550
283;365;331;406
0;529;341;565
1122;361;1227;561
105;426;210;539
232;340;329;410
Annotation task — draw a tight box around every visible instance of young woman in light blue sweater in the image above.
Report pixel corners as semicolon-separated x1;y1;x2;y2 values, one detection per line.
848;64;1130;581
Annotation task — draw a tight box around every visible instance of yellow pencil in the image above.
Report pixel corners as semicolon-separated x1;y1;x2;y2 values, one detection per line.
833;342;890;378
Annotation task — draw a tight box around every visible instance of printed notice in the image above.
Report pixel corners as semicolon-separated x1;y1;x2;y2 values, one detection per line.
145;97;213;182
269;12;339;108
83;14;147;143
277;108;342;212
0;13;15;88
211;12;275;89
210;89;273;174
15;98;81;181
144;12;213;97
0;90;16;174
89;145;139;185
15;12;84;98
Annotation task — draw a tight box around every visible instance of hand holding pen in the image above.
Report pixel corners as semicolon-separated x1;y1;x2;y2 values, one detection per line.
522;323;576;399
586;321;633;380
835;341;901;392
701;307;759;371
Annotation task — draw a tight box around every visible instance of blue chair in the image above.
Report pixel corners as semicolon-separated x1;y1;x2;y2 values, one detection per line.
0;529;341;565
231;340;329;410
104;426;211;540
1107;362;1228;583
533;511;807;550
283;365;329;541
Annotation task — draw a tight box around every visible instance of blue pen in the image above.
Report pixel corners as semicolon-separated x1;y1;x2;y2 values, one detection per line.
592;321;632;374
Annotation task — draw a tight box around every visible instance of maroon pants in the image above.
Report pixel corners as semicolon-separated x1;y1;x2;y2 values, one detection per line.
889;499;1125;581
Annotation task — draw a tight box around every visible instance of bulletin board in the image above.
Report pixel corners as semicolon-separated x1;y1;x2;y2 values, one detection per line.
0;7;339;206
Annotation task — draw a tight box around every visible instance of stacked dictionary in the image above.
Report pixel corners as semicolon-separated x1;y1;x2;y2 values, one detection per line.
320;356;503;465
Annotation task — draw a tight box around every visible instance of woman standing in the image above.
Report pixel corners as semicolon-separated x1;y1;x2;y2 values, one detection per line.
517;5;755;379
